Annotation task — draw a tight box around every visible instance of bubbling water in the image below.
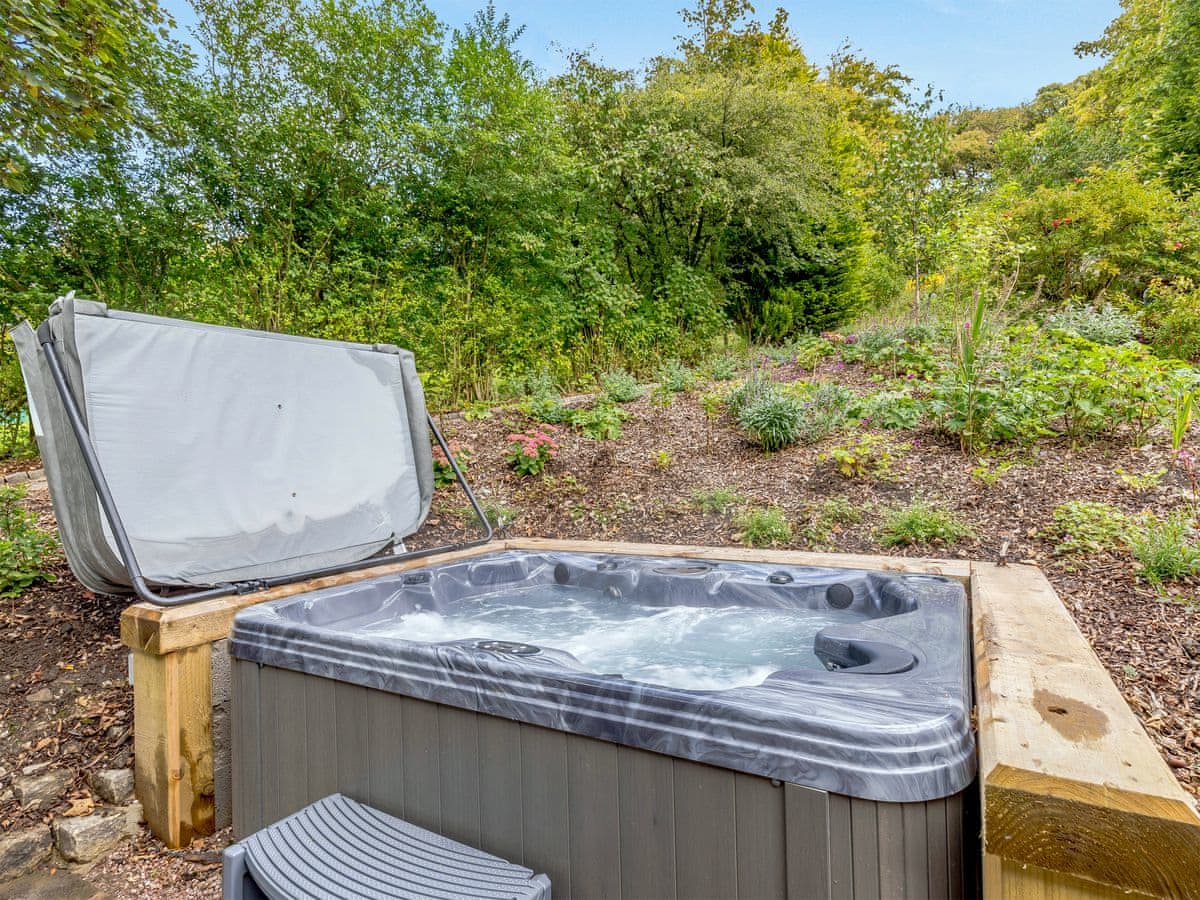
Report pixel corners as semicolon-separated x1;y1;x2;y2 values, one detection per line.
365;584;869;690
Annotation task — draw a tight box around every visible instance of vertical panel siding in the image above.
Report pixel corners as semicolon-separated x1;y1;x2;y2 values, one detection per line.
232;662;975;899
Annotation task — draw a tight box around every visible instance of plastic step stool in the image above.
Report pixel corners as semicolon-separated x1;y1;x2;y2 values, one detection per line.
223;793;551;899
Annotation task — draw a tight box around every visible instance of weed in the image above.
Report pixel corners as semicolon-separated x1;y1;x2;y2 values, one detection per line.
736;506;793;548
571;402;626;440
1129;511;1200;586
854;389;925;430
657;359;695;393
600;369;643;404
1049;501;1129;555
877;500;972;548
1114;467;1166;492
816;496;863;524
690;487;744;515
471;501;518;530
653;449;674;469
821;435;902;480
0;485;57;596
971;459;1013;488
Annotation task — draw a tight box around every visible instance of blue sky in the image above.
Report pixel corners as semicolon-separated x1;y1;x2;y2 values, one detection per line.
162;0;1122;109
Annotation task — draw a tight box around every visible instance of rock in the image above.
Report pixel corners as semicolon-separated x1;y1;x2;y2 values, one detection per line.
87;771;133;806
51;812;127;863
121;801;143;834
12;770;71;811
24;689;52;704
6;472;27;485
0;828;51;883
0;870;110;899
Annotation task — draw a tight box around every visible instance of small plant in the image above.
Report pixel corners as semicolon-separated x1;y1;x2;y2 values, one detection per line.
1129;511;1200;586
600;369;643;404
1171;390;1195;455
971;459;1013;488
657;359;695;393
522;372;571;424
461;402;494;422
1115;467;1166;492
570;402;626;440
649;384;674;409
736;506;793;548
706;354;741;381
816;496;863;525
821;435;901;480
505;428;560;476
431;441;472;489
0;486;57;596
653;449;674;469
690;487;744;515
738;393;805;451
727;371;779;418
877;500;972;548
469;501;519;531
1046;303;1140;347
854;389;925;430
1048;501;1130;555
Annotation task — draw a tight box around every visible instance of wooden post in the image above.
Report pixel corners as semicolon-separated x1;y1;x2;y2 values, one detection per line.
131;644;214;847
973;562;1200;898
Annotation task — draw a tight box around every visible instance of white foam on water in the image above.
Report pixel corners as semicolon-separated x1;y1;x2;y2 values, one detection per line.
366;584;868;690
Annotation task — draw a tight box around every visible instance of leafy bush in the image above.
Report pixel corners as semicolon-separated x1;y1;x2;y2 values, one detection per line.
570;402;627;440
1129;511;1200;586
690;487;743;514
1049;501;1130;555
469;501;519;531
739;393;805;451
600;369;643;403
522;373;572;424
431;441;472;489
792;335;837;369
505;428;560;476
0;486;57;596
877;500;972;547
853;389;925;430
727;372;780;419
706;354;742;381
817;496;864;525
736;506;793;547
821;435;902;479
1144;278;1200;363
842;326;939;376
657;359;695;393
1045;303;1140;346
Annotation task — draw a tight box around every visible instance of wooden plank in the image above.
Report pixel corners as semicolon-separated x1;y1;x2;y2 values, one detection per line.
400;697;441;832
926;796;949;899
618;746;676;900
850;798;880;898
973;562;1200;897
258;666;308;826
477;714;524;865
506;538;971;584
900;800;928;898
733;773;786;900
827;793;853;900
438;705;481;848
785;784;829;900
875;802;907;899
566;738;622;900
131;645;214;848
120;542;503;654
985;853;1158;899
674;759;737;900
230;659;262;837
334;681;370;800
303;676;338;801
520;726;570;898
366;688;405;819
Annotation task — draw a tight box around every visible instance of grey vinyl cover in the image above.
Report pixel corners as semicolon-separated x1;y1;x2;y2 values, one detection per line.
222;792;551;900
230;550;976;803
12;297;434;592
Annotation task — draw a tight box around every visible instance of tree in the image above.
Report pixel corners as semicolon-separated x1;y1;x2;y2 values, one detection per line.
1;0;167;189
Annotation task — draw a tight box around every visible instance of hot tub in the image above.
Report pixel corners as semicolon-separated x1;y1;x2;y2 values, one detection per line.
230;549;977;898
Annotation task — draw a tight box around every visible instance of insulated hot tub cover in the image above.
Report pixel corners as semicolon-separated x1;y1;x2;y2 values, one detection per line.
12;296;434;593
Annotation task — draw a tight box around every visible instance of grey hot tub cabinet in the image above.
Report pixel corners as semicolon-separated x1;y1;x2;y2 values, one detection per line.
231;550;977;899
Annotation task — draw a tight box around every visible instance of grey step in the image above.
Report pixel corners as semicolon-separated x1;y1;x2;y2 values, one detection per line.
223;793;551;900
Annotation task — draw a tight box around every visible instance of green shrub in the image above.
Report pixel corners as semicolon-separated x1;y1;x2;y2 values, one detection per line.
0;486;57;596
736;506;793;548
1129;511;1200;586
570;402;626;440
817;496;864;525
790;381;854;443
468;501;519;530
1045;303;1141;346
738;393;805;451
792;335;837;369
505;428;560;476
854;390;925;430
600;369;643;403
690;487;744;515
657;359;695;393
1049;501;1130;555
877;500;972;548
842;326;939;376
1145;277;1200;363
706;354;742;381
821;434;902;479
431;441;472;489
727;372;779;419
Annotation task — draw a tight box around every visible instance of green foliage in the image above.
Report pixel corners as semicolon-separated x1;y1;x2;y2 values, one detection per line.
1045;303;1140;346
657;359;696;393
877;499;971;547
1144;278;1200;363
817;496;864;525
1129;511;1200;586
971;459;1013;487
821;434;901;479
570;402;626;441
505;428;560;476
705;354;743;381
470;500;519;530
841;325;938;377
1115;467;1165;492
1049;501;1130;555
0;486;57;596
853;389;925;429
431;441;472;489
726;372;779;419
738;393;805;451
690;487;744;515
599;369;643;403
735;505;793;548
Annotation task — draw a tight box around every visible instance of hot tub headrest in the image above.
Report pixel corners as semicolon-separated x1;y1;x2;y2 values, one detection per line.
11;296;434;594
